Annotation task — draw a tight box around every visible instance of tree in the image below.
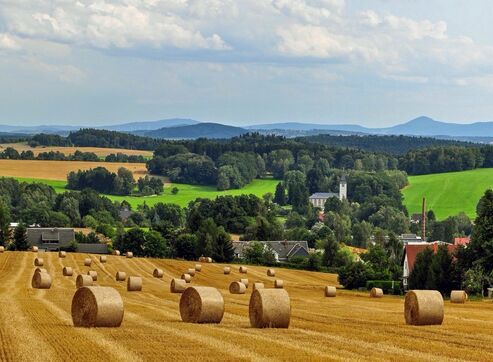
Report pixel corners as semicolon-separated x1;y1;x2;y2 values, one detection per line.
468;189;493;271
429;244;453;294
143;231;171;258
338;261;371;289
274;182;287;206
322;233;339;267
174;234;197;260
13;224;29;251
0;200;11;246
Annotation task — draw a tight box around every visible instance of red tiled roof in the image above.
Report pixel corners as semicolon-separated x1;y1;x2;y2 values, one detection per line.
404;242;457;274
454;237;470;246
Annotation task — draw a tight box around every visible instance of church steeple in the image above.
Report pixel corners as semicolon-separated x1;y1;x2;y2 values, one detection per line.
339;175;347;200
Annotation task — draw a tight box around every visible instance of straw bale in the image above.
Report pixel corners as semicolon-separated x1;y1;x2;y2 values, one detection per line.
249;288;291;328
71;286;124;327
180;286;224;323
404;290;444;326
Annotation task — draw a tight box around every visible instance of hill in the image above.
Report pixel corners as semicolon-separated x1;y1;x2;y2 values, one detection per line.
0;251;491;360
140;122;248;139
102;118;199;132
402;168;493;220
300;134;472;155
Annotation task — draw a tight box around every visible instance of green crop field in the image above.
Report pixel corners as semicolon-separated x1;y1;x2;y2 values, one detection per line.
14;177;279;208
402;168;493;220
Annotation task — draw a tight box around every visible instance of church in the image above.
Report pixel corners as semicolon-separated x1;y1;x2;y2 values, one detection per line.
309;175;347;208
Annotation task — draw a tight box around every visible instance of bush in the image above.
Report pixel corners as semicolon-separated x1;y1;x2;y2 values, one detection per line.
366;280;402;295
171;187;179;195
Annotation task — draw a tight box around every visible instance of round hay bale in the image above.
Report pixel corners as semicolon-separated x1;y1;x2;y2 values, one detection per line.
198;256;206;263
267;269;276;277
31;246;39;252
63;267;73;277
99;255;107;263
35;267;47;274
274;280;284;289
239;266;248;274
115;271;127;281
71;286;124;328
240;278;249;288
127;276;142;292
76;274;94;288
450;290;467;304
206;257;212;263
180;286;224;323
325;286;337;297
87;270;98;281
112;250;121;256
84;258;92;267
181;273;192;283
187;268;196;277
249;288;291;328
34;258;44;267
404;290;444;326
229;281;246;294
195;264;202;272
32;271;52;289
153;268;164;278
223;267;231;275
170;278;187;293
370;287;383;298
58;251;66;258
253;282;265;291
0;246;4;253
125;252;133;259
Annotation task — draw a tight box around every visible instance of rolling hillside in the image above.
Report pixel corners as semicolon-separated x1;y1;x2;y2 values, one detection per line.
15;177;279;208
402;168;493;220
1;251;493;361
140;122;248;139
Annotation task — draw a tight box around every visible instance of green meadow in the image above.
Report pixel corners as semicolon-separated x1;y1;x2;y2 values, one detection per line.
402;168;493;220
15;177;279;208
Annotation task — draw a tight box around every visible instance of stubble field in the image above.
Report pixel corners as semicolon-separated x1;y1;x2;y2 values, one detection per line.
1;251;493;361
0;143;153;158
0;159;148;180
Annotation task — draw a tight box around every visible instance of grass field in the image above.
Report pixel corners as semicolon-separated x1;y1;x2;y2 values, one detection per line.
0;159;148;180
0;142;153;158
1;251;493;361
402;168;493;220
14;177;279;208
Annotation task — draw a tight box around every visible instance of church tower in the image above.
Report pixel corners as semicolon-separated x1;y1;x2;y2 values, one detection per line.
339;175;347;200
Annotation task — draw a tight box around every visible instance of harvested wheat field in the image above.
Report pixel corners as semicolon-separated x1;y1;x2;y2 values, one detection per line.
1;251;493;361
0;143;153;158
0;159;147;180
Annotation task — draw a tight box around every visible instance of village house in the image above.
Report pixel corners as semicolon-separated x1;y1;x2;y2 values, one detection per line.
402;241;457;290
232;240;310;262
309;175;347;208
27;227;75;251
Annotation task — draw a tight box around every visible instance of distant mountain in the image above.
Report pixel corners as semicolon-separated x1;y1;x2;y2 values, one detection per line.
0;124;79;135
102;118;199;132
248;122;372;133
138;122;248;139
250;116;493;139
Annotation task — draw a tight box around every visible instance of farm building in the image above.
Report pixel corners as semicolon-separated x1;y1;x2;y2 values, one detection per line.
402;241;457;289
309;175;347;207
233;240;310;262
399;233;423;244
27;227;75;251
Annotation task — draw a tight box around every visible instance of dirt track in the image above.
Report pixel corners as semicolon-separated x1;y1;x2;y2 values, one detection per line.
1;251;493;361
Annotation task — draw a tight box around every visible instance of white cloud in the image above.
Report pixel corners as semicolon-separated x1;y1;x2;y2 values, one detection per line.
0;33;20;50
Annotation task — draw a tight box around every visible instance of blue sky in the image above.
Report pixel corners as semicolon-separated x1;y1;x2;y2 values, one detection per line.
1;0;493;127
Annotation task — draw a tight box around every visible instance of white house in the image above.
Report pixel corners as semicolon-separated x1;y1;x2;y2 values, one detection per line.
309;175;347;208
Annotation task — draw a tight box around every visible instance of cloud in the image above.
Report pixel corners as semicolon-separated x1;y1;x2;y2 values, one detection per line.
1;1;230;51
0;33;20;50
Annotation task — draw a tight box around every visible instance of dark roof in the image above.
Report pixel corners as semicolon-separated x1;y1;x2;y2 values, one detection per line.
309;192;338;199
233;240;309;260
119;208;133;220
341;174;347;183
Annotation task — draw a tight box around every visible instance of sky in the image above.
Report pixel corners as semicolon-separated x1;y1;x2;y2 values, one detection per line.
1;0;493;127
